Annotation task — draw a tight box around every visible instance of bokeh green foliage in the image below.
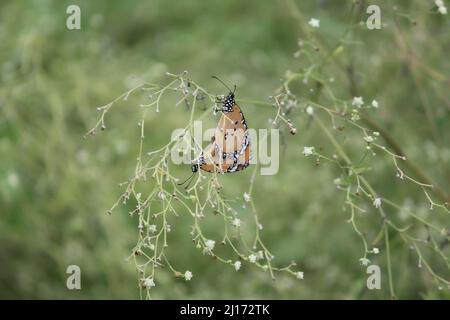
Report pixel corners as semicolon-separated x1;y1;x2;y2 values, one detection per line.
0;0;449;299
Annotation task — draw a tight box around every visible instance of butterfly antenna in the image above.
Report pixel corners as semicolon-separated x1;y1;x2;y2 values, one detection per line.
184;174;195;190
177;172;195;187
212;76;234;93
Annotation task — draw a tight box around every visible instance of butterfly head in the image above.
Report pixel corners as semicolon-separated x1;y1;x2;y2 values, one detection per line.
212;76;236;113
221;92;235;113
191;164;199;173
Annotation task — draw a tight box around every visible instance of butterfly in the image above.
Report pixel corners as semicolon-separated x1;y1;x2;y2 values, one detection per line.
191;76;251;174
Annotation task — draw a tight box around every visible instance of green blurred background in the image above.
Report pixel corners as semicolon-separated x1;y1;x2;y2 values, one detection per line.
0;0;449;299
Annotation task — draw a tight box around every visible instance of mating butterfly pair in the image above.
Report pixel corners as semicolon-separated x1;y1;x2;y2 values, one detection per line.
191;77;251;174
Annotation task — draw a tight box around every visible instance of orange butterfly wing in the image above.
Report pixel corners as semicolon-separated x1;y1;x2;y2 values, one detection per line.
199;102;250;173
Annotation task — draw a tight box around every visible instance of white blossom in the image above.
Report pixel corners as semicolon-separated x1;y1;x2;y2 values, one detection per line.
248;254;257;263
184;271;193;281
232;218;241;227
371;100;379;108
243;192;251;202
373;247;380;254
351;109;360;121
364;136;374;143
438;6;447;14
308;18;320;28
352;96;364;108
7;172;19;188
306;105;314;115
257;251;264;260
435;0;447;15
205;239;215;251
373;197;382;209
148;224;157;233
303;146;315;157
296;271;304;279
234;261;242;271
359;258;371;266
143;277;155;288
